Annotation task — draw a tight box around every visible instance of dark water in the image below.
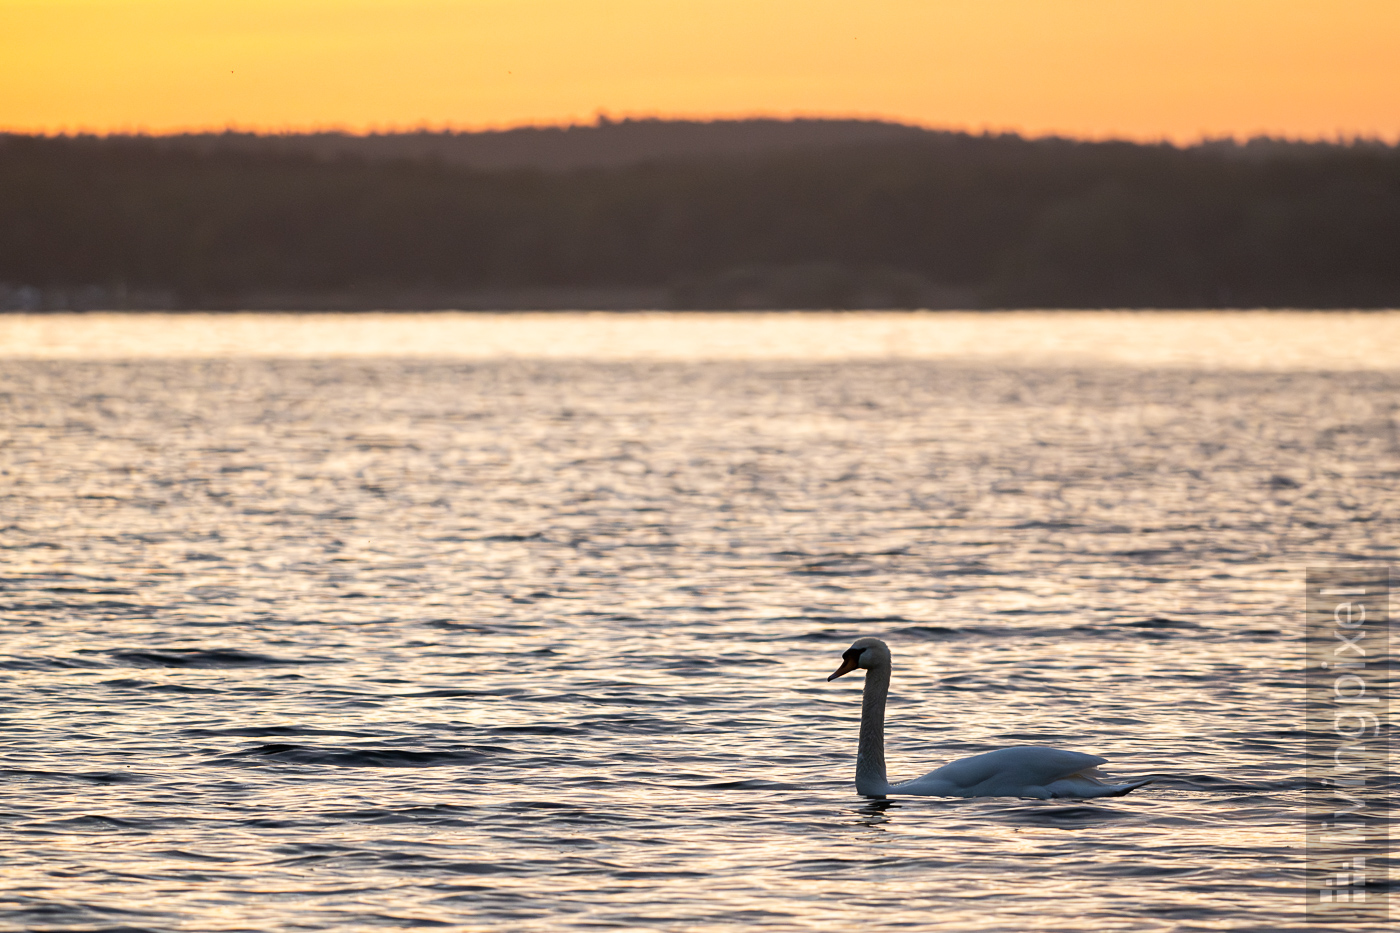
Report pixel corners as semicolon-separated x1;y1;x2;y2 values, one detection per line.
1;359;1396;931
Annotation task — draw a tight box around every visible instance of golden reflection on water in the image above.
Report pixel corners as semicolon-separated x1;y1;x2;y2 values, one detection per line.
0;349;1394;930
1;309;1398;369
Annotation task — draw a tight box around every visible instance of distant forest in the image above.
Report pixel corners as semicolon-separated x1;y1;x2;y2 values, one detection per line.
2;118;1398;310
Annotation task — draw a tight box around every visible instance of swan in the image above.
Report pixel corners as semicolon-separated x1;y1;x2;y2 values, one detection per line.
827;637;1153;798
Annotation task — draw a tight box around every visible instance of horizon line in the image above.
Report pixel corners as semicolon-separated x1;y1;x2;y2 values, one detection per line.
3;111;1397;148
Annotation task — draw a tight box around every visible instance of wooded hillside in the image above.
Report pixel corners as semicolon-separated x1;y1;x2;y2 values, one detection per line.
2;123;1396;309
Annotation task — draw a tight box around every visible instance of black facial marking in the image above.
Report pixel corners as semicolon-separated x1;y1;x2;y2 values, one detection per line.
842;647;866;662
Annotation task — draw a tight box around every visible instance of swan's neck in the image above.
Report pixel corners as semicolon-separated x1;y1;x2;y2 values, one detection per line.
856;664;891;796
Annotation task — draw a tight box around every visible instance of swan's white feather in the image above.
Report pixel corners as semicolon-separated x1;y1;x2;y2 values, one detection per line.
893;746;1101;794
891;746;1147;798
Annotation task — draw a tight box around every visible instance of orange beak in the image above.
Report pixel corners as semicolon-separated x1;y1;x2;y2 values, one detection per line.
827;657;860;681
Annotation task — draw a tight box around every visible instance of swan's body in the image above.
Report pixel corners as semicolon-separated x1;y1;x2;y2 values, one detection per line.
828;638;1152;799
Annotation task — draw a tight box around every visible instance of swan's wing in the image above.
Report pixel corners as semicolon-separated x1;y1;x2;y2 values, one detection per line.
917;746;1107;789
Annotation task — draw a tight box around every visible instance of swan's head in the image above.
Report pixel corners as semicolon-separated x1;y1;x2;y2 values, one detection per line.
827;637;891;681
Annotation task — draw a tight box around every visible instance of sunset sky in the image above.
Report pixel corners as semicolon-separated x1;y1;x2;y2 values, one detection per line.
3;0;1397;141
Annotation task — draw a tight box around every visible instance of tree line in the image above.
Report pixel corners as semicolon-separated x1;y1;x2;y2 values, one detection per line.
1;127;1397;309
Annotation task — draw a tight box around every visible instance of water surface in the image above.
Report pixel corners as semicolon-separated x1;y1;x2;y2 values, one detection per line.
1;313;1396;931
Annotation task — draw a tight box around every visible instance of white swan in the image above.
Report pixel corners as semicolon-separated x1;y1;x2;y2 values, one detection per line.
828;637;1153;798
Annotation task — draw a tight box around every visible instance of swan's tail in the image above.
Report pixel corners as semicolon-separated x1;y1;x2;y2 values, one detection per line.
1098;778;1154;797
1050;770;1155;798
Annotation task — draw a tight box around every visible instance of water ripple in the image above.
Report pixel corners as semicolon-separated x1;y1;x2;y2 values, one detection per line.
0;355;1395;931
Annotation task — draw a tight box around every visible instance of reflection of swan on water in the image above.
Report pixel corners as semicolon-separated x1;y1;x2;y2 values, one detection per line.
827;638;1153;799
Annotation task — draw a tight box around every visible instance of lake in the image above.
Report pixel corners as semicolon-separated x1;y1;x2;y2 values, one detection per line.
1;311;1395;931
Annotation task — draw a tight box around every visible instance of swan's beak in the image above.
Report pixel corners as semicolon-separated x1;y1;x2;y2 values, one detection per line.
827;657;860;681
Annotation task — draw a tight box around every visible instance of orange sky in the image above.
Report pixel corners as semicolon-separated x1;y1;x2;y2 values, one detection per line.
3;0;1398;140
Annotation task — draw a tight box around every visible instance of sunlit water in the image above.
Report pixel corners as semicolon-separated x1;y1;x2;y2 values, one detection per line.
1;313;1396;931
